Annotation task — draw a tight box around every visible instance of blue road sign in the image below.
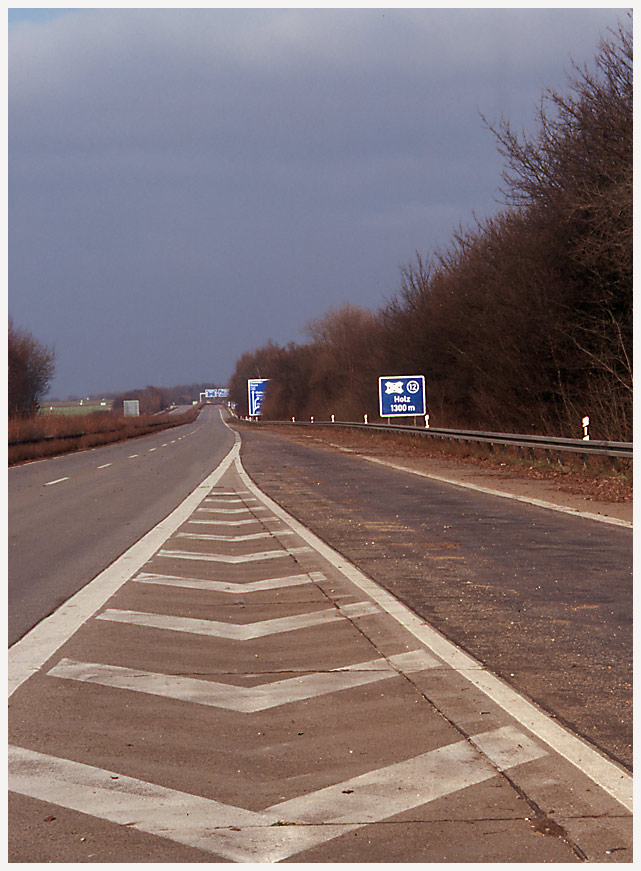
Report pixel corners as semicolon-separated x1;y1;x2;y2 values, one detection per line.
205;389;217;398
378;375;426;417
248;379;270;416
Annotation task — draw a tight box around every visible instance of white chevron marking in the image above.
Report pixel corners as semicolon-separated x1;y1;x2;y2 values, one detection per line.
156;547;311;563
187;519;261;527
96;601;380;639
208;490;250;496
47;650;438;712
196;507;268;515
177;531;294;542
9;728;546;862
133;571;322;593
203;497;253;504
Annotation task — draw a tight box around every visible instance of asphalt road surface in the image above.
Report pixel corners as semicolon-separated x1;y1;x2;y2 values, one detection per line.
8;411;632;861
236;424;632;771
8;405;234;646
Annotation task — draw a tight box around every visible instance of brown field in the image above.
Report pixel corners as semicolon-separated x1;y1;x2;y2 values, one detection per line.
8;407;199;466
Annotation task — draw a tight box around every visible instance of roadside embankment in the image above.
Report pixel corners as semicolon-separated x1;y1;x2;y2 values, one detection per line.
8;407;200;466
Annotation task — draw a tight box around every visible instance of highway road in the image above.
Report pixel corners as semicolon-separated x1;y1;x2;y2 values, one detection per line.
8;410;632;861
238;425;633;771
8;405;234;645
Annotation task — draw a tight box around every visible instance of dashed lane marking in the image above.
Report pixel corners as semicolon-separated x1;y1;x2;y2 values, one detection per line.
133;570;324;593
43;477;70;486
46;650;438;712
8;726;546;863
8;439;241;697
95;601;380;640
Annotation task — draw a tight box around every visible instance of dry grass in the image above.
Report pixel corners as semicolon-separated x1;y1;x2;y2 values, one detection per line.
8;408;199;466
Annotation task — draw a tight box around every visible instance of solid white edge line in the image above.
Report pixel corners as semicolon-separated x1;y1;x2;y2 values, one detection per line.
8;436;240;699
360;455;632;529
233;452;633;812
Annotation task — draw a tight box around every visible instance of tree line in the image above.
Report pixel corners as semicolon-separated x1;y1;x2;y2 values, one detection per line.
8;318;224;419
229;22;632;441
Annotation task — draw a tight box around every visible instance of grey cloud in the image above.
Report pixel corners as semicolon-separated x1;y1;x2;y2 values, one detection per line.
9;8;625;397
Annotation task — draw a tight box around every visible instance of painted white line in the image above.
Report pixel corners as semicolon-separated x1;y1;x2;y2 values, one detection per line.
148;448;157;452
133;571;323;593
96;601;379;640
196;506;268;514
8;439;240;697
235;454;633;812
176;531;294;542
8;727;545;862
362;455;632;529
156;546;311;563
210;490;250;496
97;463;112;470
47;650;437;712
43;477;70;486
186;518;261;527
204;497;255;504
128;454;139;459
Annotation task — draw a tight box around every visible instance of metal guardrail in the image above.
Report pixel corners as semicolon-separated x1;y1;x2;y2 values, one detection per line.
254;419;633;461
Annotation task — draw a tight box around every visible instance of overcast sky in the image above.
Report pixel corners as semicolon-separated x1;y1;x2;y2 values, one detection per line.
9;6;627;399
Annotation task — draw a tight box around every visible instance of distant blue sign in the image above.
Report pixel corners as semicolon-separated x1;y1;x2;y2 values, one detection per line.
205;389;217;398
379;375;426;417
248;379;270;416
218;388;229;398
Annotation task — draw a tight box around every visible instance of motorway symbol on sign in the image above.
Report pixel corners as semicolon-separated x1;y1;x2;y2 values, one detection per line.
248;378;269;416
378;375;426;417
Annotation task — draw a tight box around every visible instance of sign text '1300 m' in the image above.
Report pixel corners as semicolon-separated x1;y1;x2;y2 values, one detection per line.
378;376;426;418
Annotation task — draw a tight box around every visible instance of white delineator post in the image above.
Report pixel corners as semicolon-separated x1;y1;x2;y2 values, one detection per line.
425;414;430;428
364;414;368;424
582;416;590;440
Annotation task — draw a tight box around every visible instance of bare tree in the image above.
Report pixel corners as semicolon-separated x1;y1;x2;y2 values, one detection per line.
8;318;56;417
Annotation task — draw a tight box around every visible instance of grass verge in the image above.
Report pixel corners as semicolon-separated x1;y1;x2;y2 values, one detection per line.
8;408;199;466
